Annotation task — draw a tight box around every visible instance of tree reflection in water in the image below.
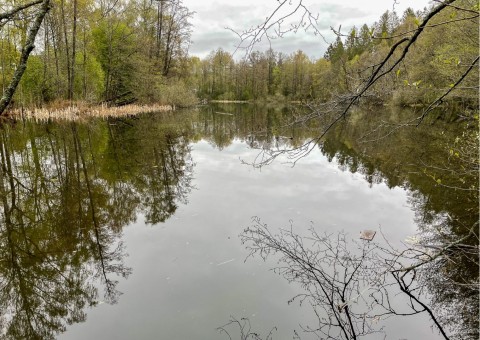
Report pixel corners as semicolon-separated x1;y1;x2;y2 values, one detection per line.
0;105;476;339
0;115;194;339
317;109;478;339
204;104;478;339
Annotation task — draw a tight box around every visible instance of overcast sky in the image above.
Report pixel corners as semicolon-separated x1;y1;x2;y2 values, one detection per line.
182;0;432;60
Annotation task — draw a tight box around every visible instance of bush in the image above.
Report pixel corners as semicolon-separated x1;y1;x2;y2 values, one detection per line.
217;91;235;101
157;81;198;108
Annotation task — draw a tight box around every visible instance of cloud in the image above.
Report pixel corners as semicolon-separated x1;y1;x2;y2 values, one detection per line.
190;1;267;31
267;34;330;59
187;0;333;58
189;29;330;60
184;0;431;59
189;30;239;58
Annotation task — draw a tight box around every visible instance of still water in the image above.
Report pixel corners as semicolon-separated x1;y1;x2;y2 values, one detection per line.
0;104;477;339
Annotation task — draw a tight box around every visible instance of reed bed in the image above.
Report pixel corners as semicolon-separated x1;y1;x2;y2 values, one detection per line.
8;103;174;121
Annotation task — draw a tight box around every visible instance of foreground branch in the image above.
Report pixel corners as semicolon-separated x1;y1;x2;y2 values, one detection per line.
0;0;43;21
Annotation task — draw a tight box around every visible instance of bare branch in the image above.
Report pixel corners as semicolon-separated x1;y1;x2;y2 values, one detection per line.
229;0;327;57
0;0;43;21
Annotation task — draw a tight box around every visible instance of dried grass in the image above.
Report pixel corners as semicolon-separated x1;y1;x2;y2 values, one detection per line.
209;100;250;103
8;103;174;122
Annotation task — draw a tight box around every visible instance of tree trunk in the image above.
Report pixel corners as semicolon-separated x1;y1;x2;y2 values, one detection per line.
0;0;51;116
156;0;164;59
60;0;71;99
70;0;78;101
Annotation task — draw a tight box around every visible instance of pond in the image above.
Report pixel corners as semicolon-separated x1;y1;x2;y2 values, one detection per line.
0;104;477;339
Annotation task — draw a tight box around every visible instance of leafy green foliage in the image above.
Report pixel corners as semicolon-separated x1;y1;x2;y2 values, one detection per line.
156;80;197;107
193;2;477;109
1;0;194;108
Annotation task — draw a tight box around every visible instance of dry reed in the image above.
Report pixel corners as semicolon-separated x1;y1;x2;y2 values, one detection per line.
8;103;174;122
209;100;250;103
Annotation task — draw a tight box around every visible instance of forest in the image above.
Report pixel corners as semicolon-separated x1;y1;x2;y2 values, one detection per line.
196;6;478;106
0;0;478;112
0;0;196;111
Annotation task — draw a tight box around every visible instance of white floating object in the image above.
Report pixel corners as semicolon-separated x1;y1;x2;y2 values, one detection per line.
217;259;235;266
360;230;376;241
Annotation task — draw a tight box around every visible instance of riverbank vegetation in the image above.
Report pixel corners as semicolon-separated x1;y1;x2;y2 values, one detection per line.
1;0;478;117
195;3;478;110
1;0;195;114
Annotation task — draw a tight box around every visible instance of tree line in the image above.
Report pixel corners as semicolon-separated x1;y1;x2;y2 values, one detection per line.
0;0;478;114
192;3;478;109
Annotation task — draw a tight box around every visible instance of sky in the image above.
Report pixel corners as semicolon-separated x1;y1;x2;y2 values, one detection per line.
182;0;432;60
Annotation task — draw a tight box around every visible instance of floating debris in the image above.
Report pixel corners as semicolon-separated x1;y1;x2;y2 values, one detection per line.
217;258;235;266
360;230;376;241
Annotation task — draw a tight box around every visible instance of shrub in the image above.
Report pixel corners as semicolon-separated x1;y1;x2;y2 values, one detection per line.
156;81;198;108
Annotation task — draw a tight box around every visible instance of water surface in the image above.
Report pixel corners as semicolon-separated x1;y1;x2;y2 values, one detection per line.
0;104;476;339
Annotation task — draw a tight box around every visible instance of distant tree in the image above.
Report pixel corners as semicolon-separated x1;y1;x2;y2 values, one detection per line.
323;36;344;63
232;0;478;126
357;24;373;53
